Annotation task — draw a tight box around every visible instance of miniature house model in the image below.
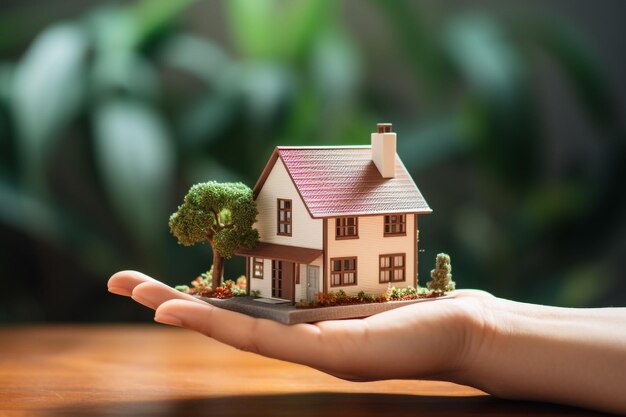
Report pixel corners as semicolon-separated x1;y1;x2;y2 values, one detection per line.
236;123;431;303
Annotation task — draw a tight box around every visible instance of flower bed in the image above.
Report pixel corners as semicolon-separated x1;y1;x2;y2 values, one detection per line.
296;286;445;309
175;271;247;299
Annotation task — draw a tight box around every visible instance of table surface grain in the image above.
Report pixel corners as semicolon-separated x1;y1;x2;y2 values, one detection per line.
0;325;609;417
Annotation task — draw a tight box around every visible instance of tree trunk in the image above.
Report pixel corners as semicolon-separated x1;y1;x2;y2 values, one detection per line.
211;249;224;290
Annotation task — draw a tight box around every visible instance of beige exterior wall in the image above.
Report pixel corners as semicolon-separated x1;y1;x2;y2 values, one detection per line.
254;158;323;249
249;258;273;298
249;255;323;302
295;255;323;302
325;214;417;296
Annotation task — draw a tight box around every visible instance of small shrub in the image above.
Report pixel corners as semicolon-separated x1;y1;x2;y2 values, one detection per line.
417;286;430;295
250;289;261;297
374;294;388;303
387;286;402;300
175;285;190;293
211;286;233;299
175;268;253;298
427;253;456;293
236;276;247;289
356;290;374;302
315;291;337;307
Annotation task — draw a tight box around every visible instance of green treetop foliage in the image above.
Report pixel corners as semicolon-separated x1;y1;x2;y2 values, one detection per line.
427;253;456;293
169;181;259;288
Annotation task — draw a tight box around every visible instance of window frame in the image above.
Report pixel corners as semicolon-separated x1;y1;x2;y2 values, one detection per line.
379;253;406;283
335;216;359;240
277;198;292;236
252;258;264;279
384;214;407;236
330;257;358;287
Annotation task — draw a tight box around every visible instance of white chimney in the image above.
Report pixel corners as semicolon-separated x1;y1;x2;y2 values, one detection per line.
371;123;396;178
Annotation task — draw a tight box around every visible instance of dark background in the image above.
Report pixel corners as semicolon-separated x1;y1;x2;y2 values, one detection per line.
1;0;625;323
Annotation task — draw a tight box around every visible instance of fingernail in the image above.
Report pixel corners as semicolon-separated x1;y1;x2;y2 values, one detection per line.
108;286;131;296
155;313;183;327
132;294;158;310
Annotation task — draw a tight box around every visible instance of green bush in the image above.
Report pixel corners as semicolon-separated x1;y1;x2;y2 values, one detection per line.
427;253;456;293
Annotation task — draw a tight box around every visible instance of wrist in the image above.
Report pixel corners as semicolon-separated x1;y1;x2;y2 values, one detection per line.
458;299;626;414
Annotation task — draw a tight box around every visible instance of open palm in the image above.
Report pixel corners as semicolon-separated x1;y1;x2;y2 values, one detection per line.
108;271;493;383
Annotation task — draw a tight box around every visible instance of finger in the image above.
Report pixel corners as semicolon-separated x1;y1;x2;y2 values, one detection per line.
452;289;495;299
131;281;205;310
154;299;341;369
108;270;158;296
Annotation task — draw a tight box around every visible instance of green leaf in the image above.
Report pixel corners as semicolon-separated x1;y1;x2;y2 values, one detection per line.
0;179;61;243
241;63;293;129
178;94;237;151
86;6;159;100
85;5;137;54
443;14;539;187
226;0;278;58
372;0;448;93
131;0;199;47
0;64;14;175
11;23;88;192
0;63;11;103
94;100;175;250
0;178;124;275
91;52;159;100
397;119;466;171
158;34;231;85
531;20;615;128
443;14;525;111
310;29;361;109
281;0;334;60
226;0;335;60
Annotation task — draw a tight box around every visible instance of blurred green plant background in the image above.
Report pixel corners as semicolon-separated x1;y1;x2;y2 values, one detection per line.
1;0;624;322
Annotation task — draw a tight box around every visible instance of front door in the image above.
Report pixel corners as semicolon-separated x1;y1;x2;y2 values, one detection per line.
306;266;319;302
272;260;294;300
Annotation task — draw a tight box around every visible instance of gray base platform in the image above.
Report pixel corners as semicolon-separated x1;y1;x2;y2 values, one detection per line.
198;294;454;324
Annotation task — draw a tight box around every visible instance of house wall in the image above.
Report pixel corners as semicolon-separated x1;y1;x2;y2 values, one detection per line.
254;157;323;249
249;258;273;298
249;255;323;301
325;214;417;296
296;256;323;302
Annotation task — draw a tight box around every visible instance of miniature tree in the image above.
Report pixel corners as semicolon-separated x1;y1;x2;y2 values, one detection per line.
169;181;259;289
427;253;456;293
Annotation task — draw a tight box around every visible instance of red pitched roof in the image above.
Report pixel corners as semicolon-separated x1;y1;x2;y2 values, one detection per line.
253;146;431;218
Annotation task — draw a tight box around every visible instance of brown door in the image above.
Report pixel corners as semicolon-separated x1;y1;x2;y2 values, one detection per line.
272;260;294;300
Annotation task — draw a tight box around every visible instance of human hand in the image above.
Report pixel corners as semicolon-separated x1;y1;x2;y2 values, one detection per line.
107;270;493;383
108;271;626;414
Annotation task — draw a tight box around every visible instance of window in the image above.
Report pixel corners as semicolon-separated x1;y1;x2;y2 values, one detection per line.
384;214;406;236
335;217;358;239
252;258;264;279
379;254;406;283
330;257;357;287
277;199;292;236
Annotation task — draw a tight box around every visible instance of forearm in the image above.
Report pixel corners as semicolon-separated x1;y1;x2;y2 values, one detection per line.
465;299;626;414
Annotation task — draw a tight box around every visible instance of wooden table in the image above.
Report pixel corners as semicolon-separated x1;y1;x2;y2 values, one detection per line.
0;325;607;417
